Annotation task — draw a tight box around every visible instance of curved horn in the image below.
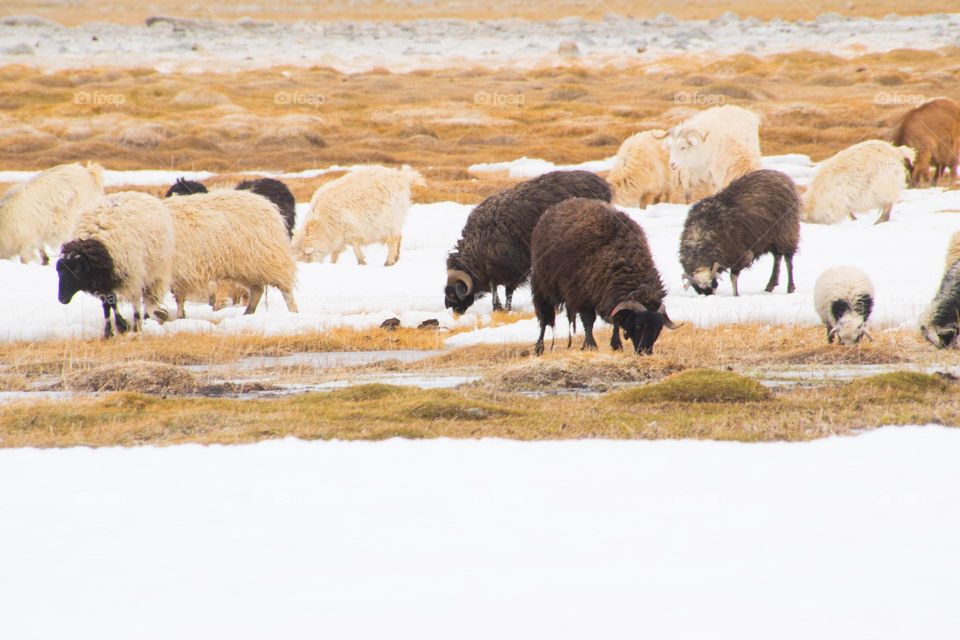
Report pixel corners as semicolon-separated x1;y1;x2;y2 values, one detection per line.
829;326;840;337
711;262;722;277
862;330;874;342
658;303;683;330
650;129;670;140
446;269;473;296
611;300;647;317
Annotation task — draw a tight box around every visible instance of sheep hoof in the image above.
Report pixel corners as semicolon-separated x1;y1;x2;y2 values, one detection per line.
534;341;545;356
787;285;796;294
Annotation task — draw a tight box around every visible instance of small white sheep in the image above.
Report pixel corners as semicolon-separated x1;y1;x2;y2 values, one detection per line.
0;162;104;263
803;140;915;225
608;129;681;208
814;266;875;345
293;165;424;266
663;105;762;200
165;190;298;318
56;192;174;338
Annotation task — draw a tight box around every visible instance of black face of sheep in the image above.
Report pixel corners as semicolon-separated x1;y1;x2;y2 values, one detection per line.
56;239;120;303
55;253;88;304
921;322;958;349
612;302;669;355
165;178;208;198
445;269;476;315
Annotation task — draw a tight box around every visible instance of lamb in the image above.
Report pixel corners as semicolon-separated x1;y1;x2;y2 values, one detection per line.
165;178;208;197
680;169;801;297
608;129;681;208
919;231;960;348
892;97;960;187
663;105;762;200
530;198;679;355
56;192;174;338
445;170;612;314
164;190;298;318
293;166;424;267
813;266;875;345
0;162;104;264
235;177;296;238
802;140;915;225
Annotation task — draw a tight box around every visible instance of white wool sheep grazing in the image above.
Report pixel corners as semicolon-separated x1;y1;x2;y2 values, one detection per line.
608;129;682;208
293;165;425;266
814;266;876;345
663;105;762;200
56;192;174;338
803;140;915;225
165;190;298;318
0;162;104;263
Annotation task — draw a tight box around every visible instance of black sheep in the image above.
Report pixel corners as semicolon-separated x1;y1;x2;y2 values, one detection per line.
165;177;208;197
445;170;611;313
236;178;296;238
530;197;680;355
920;261;960;348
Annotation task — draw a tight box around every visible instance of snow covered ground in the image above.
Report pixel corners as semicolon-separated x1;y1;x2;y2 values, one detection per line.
2;12;959;73
1;154;958;345
1;426;958;639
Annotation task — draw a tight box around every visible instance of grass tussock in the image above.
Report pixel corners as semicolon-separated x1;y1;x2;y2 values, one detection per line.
484;351;680;392
609;369;772;403
62;361;201;394
844;371;955;400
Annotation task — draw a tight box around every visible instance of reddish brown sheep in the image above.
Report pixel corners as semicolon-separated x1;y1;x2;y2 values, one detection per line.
892;97;960;187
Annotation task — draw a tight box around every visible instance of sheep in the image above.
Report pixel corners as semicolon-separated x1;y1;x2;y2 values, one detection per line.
893;97;960;187
165;178;208;197
445;170;612;314
164;190;298;318
56;192;174;338
919;231;960;348
813;266;875;345
530;197;680;355
608;129;681;208
235;177;296;238
680;169;801;297
663;105;762;200
0;162;104;264
802;140;915;225
293;166;424;267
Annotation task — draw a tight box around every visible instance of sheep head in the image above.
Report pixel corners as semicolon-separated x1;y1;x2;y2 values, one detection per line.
666;128;709;172
830;299;873;346
610;300;681;354
56;239;119;305
55;251;88;304
444;269;475;314
686;262;722;296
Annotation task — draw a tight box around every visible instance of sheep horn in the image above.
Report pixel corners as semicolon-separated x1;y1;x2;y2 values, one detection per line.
447;269;473;297
829;326;840;337
658;303;683;330
711;262;722;277
681;274;693;290
684;129;706;143
651;130;670;140
611;300;647;317
862;330;875;342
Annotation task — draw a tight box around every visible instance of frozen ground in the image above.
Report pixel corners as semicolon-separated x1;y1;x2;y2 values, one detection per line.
1;426;958;639
1;12;959;72
1;153;958;345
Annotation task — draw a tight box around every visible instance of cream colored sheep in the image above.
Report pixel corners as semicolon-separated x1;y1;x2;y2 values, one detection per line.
293;165;425;266
664;105;762;200
165;190;298;318
803;140;915;225
56;192;174;337
608;130;682;208
0;162;104;263
813;266;875;345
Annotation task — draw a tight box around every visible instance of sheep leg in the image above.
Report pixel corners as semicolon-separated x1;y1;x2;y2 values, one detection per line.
785;254;796;293
580;309;598;350
174;293;187;320
610;318;623;351
730;271;741;297
533;295;555;356
505;286;515;312
144;290;169;324
351;243;367;266
384;235;401;266
112;303;129;335
875;203;893;225
329;251;340;264
39;249;49;266
827;325;835;344
765;252;782;293
491;284;503;312
281;288;299;313
101;300;114;339
244;285;265;315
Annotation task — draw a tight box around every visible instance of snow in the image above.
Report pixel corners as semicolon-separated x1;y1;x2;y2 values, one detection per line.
1;426;958;639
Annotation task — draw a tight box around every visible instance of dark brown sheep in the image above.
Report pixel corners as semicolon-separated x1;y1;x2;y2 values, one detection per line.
893;97;960;187
680;169;800;297
445;170;611;314
530;198;679;355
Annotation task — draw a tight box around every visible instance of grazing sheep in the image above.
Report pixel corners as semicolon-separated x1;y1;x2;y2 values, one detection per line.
236;177;296;237
680;169;801;297
893;97;960;187
663;105;762;200
531;198;679;355
165;190;298;318
0;162;104;264
814;266;875;345
293;166;423;267
919;231;960;348
608;129;681;208
446;170;612;314
165;178;208;197
56;192;174;338
802;140;915;225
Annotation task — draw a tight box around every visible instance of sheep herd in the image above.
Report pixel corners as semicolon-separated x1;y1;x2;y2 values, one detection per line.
1;97;959;351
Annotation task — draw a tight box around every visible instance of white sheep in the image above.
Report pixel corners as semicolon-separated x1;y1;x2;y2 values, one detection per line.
56;192;174;338
293;165;425;266
608;129;681;208
802;140;915;225
0;162;104;264
165;190;298;318
663;105;762;200
813;266;876;345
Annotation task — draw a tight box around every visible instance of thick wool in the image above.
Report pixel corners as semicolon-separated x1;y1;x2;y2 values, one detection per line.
813;266;875;345
920;232;960;348
608;130;681;208
803;140;914;224
0;162;104;262
236;177;296;237
893;97;960;187
293;166;424;266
